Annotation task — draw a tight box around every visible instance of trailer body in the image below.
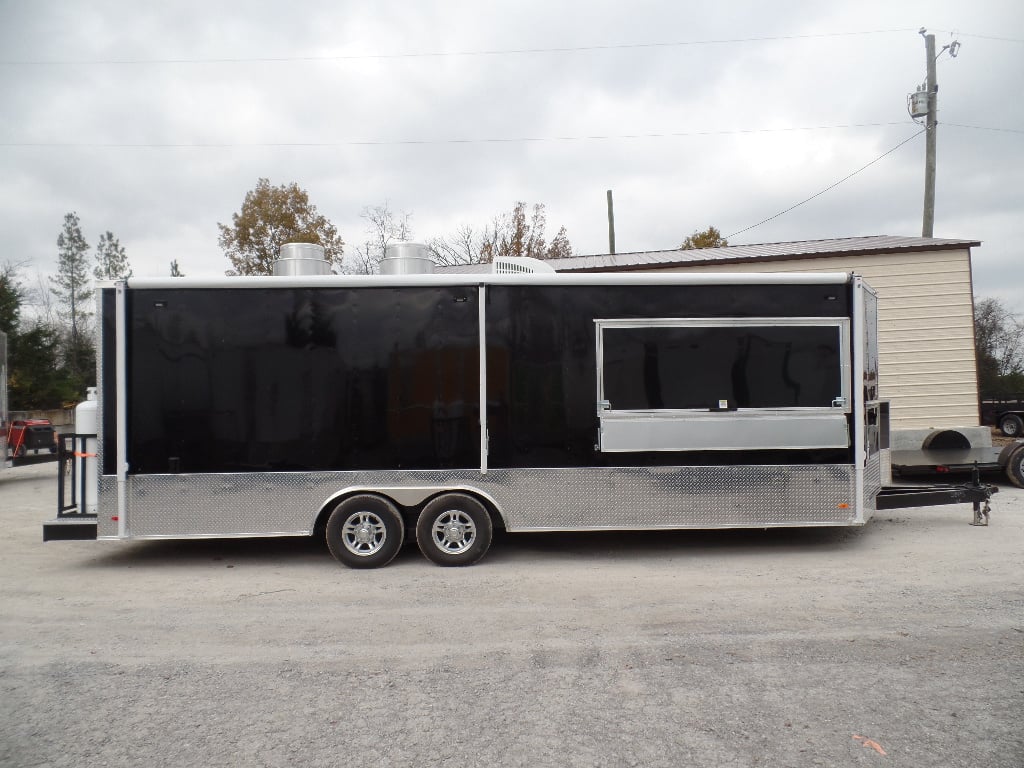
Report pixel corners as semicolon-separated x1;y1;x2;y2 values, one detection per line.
48;270;900;565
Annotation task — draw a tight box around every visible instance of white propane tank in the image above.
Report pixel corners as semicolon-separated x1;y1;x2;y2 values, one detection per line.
74;387;99;515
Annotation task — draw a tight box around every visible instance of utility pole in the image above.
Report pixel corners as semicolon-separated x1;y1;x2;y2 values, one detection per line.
913;29;959;237
922;31;937;238
606;189;616;254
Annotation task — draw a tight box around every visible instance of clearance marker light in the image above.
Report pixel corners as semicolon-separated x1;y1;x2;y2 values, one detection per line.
837;503;850;509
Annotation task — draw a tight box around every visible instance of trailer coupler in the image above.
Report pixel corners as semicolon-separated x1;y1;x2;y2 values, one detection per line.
876;464;997;525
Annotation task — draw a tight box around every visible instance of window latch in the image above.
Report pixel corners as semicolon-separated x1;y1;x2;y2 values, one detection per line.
832;397;848;408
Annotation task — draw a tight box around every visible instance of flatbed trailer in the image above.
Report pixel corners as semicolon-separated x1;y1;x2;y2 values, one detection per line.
980;395;1024;437
45;249;997;566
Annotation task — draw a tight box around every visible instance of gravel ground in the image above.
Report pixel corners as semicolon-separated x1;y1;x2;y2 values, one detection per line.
1;461;1022;767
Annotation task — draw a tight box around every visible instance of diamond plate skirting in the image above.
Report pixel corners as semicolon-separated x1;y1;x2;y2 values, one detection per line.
97;477;118;538
863;451;882;522
100;463;860;539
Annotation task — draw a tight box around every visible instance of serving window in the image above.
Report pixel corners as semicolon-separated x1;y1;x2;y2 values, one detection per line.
595;318;851;452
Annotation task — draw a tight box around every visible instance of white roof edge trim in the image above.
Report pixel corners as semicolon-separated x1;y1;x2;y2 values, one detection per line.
125;271;852;290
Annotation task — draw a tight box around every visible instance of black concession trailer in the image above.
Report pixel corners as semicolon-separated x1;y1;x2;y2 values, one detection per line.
47;254;996;566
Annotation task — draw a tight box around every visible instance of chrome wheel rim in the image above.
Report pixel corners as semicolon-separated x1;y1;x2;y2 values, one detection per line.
342;511;388;556
431;510;476;555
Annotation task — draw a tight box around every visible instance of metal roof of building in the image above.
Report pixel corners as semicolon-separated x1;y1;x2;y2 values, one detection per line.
439;235;981;274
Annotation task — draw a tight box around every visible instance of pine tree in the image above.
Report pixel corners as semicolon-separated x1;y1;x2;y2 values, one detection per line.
93;231;133;280
50;212;93;388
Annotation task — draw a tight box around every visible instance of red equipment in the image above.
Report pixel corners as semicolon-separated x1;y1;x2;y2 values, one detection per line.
6;419;58;458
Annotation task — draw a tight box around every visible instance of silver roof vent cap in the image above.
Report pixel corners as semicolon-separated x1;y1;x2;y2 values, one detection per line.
381;242;434;275
274;243;331;276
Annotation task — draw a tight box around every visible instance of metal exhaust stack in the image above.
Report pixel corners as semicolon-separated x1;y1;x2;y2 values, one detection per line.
380;242;435;275
273;243;331;276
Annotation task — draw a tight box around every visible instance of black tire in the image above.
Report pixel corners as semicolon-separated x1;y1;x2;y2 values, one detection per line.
1007;445;1024;489
999;414;1023;438
325;495;405;569
416;493;493;567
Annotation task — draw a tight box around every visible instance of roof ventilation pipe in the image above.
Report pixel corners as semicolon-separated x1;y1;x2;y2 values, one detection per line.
380;242;435;275
273;243;331;276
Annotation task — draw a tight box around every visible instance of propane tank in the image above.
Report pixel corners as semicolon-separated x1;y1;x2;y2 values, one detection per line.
74;387;99;515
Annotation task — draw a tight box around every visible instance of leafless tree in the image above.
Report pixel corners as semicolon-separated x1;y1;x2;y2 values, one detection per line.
345;203;414;274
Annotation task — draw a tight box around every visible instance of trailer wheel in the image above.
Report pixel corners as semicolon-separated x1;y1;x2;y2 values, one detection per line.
416;493;493;567
999;414;1023;438
325;495;405;569
1007;445;1024;489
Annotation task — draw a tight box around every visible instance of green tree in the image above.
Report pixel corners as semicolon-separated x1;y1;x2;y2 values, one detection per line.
169;259;185;277
975;296;1024;396
50;212;93;387
2;262;82;409
680;226;728;250
1;262;24;338
52;212;93;323
8;321;77;409
218;178;345;275
93;231;133;280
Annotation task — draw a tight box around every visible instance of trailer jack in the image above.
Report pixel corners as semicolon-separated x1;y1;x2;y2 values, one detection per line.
969;463;991;526
971;498;991;527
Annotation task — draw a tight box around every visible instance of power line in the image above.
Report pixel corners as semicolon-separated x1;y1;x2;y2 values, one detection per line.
0;29;915;66
945;122;1024;135
0;121;911;149
726;129;927;239
934;31;1024;44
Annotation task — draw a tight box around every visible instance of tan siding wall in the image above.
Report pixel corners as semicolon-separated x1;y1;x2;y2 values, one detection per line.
653;249;979;429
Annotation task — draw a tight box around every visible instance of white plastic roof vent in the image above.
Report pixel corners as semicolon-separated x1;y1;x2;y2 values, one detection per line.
492;256;557;274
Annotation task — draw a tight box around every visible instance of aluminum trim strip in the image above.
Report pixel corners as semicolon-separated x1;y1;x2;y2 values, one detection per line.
853;277;866;520
595;317;849;329
115;282;127;538
478;284;488;474
123;271;852;290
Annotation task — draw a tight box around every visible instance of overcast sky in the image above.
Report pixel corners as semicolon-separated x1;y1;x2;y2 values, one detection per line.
1;1;1021;310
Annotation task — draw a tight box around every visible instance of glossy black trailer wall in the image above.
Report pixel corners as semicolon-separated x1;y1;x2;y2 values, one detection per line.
483;284;850;468
124;287;480;474
100;289;117;476
109;281;850;475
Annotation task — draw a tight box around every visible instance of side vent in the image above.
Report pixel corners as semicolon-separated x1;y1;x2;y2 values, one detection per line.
492;256;557;274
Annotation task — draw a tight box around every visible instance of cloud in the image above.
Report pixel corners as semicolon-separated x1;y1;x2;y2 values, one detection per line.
0;0;1020;311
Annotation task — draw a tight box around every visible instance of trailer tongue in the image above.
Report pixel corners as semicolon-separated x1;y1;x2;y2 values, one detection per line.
875;465;996;526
